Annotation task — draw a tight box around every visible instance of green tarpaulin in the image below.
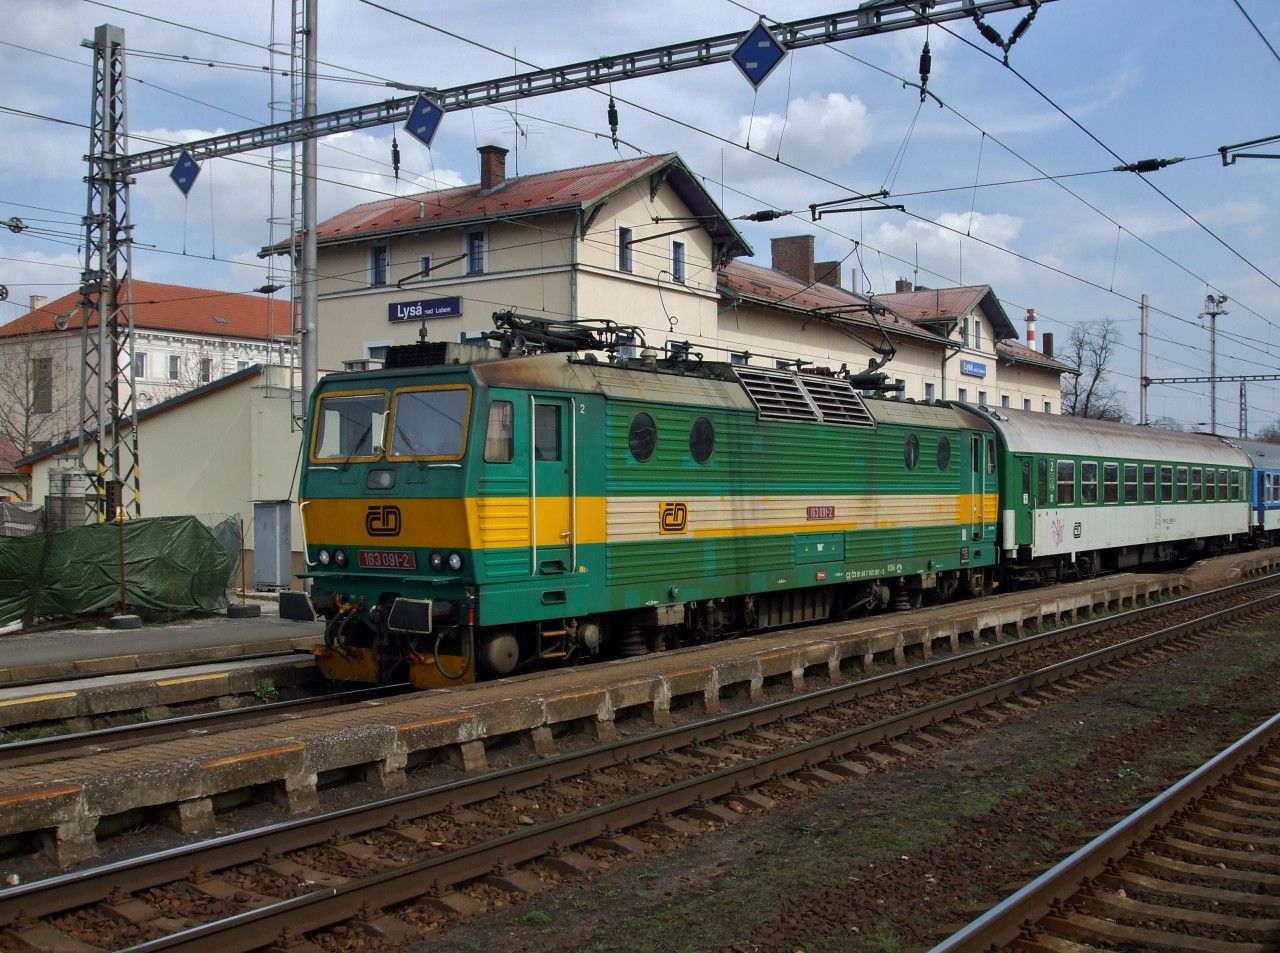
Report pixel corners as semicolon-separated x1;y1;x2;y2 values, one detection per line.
0;515;234;626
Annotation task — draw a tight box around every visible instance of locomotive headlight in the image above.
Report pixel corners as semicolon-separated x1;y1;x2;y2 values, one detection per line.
447;552;463;571
333;548;347;567
366;468;396;490
429;552;444;571
317;548;331;566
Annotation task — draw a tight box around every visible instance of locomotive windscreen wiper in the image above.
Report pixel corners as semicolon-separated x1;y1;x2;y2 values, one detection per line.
339;423;372;472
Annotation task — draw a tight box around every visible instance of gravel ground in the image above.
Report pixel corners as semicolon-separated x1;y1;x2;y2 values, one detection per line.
415;615;1280;953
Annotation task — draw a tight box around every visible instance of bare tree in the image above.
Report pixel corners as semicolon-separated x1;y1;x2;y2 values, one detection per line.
1061;317;1128;421
0;332;66;456
1254;421;1280;445
1148;415;1186;432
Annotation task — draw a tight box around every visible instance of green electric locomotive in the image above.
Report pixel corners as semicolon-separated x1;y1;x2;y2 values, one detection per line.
287;316;999;687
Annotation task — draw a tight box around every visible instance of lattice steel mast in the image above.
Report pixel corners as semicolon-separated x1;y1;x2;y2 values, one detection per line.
80;24;139;520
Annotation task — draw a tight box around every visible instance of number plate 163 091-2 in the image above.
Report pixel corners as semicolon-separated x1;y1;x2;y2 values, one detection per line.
357;550;417;570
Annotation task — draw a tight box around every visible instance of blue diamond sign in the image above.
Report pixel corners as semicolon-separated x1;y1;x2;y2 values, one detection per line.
405;94;444;148
732;19;787;90
170;150;200;196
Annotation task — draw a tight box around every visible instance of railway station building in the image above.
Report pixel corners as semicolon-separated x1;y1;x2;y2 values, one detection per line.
275;146;1072;408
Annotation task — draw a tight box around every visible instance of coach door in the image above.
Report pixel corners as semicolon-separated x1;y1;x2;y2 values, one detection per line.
530;396;576;576
968;433;985;541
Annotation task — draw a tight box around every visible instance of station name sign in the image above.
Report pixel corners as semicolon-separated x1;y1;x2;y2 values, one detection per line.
960;359;987;378
388;296;461;323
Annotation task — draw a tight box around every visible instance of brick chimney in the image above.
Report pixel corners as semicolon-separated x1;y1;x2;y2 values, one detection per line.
29;294;47;312
894;277;913;293
478;144;508;192
1025;308;1037;349
1042;331;1054;359
771;235;815;285
814;260;841;289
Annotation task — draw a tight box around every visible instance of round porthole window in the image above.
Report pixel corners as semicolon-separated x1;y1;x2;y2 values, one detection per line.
937;436;952;471
904;434;920;471
628;412;657;462
689;416;715;464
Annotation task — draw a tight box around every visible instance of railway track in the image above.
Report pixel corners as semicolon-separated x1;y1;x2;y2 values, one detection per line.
0;685;410;770
2;575;1278;952
930;708;1280;953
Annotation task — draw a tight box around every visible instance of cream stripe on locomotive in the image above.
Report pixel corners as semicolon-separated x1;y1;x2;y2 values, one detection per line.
605;493;998;543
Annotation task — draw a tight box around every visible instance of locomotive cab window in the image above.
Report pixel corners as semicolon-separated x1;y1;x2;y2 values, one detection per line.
1123;464;1137;503
1080;462;1098;504
1191;467;1202;502
1103;462;1118;503
628;412;657;462
311;391;387;462
388;386;471;460
1056;460;1075;505
484;400;514;463
1176;466;1188;502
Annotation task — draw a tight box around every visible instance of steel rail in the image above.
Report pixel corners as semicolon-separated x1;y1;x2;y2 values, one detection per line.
0;684;409;768
115;586;1280;952
928;709;1280;953
1;574;1275;927
5;573;1274;936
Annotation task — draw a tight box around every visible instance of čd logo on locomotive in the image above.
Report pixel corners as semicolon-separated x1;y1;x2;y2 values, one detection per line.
366;504;402;537
659;501;689;534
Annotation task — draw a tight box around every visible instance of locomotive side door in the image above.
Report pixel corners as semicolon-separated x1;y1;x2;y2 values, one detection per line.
530;396;575;575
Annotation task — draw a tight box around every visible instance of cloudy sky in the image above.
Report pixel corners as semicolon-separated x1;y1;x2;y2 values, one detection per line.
2;0;1278;430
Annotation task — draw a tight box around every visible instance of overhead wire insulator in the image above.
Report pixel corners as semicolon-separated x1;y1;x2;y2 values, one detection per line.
391;134;401;182
607;96;619;149
918;40;932;102
1113;157;1185;173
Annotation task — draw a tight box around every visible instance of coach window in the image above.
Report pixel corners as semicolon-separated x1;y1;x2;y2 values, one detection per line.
1205;468;1216;501
628;412;657;462
1036;458;1049;505
1230;469;1241;500
689;417;715;464
483;401;514;463
1123;464;1137;503
1191;467;1202;502
1142;464;1156;503
1218;468;1228;500
904;434;920;470
1080;462;1098;504
1175;466;1188;502
1056;460;1075;505
938;436;952;471
1159;465;1173;503
1103;462;1118;503
1021;460;1031;501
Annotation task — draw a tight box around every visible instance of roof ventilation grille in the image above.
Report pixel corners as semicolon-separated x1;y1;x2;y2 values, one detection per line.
733;367;818;422
800;375;875;428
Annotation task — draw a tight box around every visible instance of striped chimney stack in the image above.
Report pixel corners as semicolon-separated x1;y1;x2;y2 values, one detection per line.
1026;308;1037;350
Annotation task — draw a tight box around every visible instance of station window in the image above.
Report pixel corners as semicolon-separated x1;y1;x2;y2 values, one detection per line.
958;387;968;403
1080;462;1098;504
1160;465;1173;503
369;243;389;286
1191;467;1202;502
467;230;486;275
1023;398;1031;411
1103;463;1118;503
1176;466;1188;502
1056;460;1075;505
978;390;988;406
618;226;634;273
1123;464;1137;503
924;382;935;401
1230;469;1241;500
1001;395;1010;408
671;240;686;283
1218;468;1228;501
1142;464;1156;503
1036;458;1049;506
483;401;514;463
1205;469;1216;501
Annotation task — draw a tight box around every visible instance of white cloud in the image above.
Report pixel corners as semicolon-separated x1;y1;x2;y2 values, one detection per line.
729;92;872;174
